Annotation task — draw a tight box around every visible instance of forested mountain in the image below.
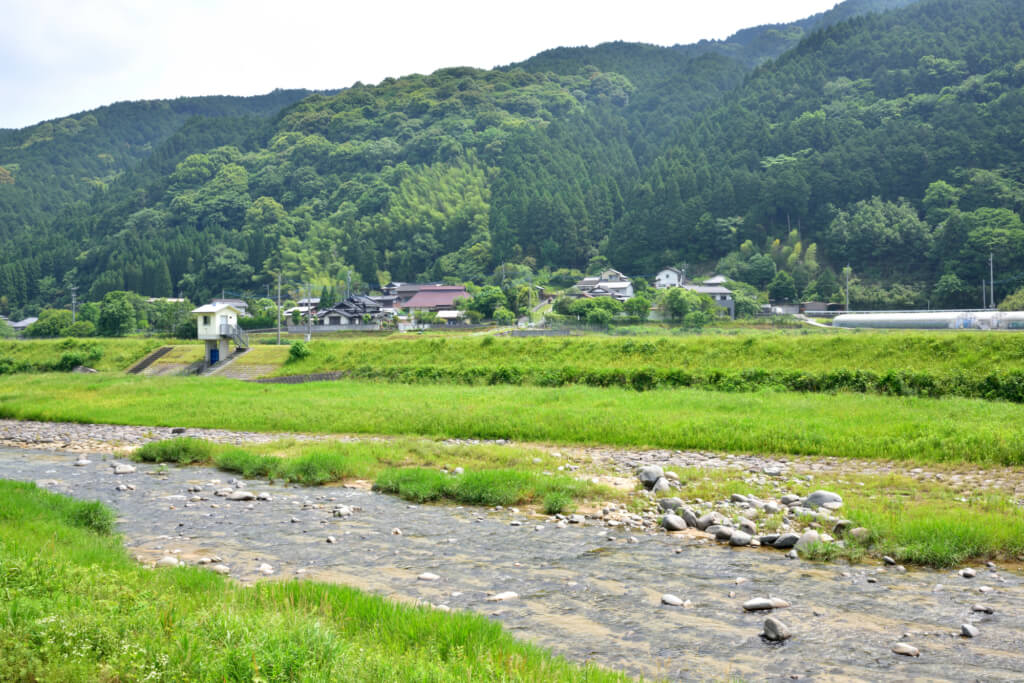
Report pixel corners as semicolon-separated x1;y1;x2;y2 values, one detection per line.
4;0;1024;316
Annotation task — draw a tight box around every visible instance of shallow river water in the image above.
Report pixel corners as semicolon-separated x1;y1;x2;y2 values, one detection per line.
3;446;1023;682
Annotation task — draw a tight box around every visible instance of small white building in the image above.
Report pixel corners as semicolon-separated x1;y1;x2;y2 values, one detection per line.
654;267;685;289
192;303;248;365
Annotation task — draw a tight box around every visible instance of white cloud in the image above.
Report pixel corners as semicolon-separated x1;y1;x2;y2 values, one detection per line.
0;0;841;128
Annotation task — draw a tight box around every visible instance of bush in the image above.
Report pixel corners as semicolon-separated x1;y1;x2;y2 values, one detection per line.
542;492;573;514
288;340;311;362
134;438;216;464
66;499;116;535
65;320;96;337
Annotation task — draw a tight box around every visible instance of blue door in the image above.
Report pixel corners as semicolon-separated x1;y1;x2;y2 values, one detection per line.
209;348;219;364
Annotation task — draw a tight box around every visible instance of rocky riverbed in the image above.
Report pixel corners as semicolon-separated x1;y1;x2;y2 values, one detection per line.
3;441;1024;681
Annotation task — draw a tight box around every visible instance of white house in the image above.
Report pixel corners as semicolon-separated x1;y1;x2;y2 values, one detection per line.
654;267;685;289
192;303;248;365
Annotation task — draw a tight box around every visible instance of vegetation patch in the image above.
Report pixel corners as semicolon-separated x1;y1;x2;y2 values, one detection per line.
0;480;627;682
373;467;594;508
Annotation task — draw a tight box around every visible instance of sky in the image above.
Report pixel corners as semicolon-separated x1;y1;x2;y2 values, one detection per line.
0;0;842;130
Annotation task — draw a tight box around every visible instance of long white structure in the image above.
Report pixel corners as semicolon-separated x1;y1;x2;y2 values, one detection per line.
832;311;1024;330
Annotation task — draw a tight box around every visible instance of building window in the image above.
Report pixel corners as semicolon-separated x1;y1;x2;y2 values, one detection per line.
203;315;210;325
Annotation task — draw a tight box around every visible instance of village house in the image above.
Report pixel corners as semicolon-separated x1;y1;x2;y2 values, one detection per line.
654;267;736;319
316;295;389;327
403;285;470;313
574;269;634;301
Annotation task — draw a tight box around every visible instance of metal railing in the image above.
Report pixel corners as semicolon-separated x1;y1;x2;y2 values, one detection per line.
219;324;249;348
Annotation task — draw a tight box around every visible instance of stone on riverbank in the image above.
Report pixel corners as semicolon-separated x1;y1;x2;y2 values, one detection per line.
803;490;842;509
661;514;687;531
892;643;920;657
661;594;684;606
155;555;179;568
637;465;664;489
961;624;979;638
763;617;792;641
485;591;518;602
743;597;790;611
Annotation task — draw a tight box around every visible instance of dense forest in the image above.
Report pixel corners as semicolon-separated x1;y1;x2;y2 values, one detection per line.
3;0;1024;318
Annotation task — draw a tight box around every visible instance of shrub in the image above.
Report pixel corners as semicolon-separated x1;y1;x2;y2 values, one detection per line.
542;492;573;514
65;499;115;535
288;341;311;362
134;438;216;464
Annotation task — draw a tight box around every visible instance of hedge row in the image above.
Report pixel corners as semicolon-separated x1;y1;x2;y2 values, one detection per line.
337;364;1024;403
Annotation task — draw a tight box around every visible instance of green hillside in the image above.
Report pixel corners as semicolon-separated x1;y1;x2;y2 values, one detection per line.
4;0;1024;317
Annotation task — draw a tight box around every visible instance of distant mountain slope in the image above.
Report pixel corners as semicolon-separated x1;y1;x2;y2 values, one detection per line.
3;0;1024;317
0;89;327;231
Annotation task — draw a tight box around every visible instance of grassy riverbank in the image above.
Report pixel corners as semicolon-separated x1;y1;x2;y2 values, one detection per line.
0;337;175;373
659;467;1024;567
0;480;630;682
3;373;1023;465
135;437;607;512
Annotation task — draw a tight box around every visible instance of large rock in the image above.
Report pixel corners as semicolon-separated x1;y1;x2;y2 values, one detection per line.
155;556;179;568
228;491;256;501
772;533;800;549
680;508;700;528
738;518;757;535
696;512;722;531
743;597;791;611
113;464;136;475
661;594;684;606
658;497;684;511
794;530;821;550
892;643;920;657
651;477;671;494
961;624;980;638
803;490;842;509
763;617;792;641
729;531;752;546
661;514;687;531
637;465;664;489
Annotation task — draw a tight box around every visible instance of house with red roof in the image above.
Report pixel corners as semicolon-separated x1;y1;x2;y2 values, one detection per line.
403;285;470;312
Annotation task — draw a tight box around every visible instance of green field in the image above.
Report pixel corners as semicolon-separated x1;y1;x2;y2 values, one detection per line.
0;480;628;682
270;332;1024;401
3;373;1023;466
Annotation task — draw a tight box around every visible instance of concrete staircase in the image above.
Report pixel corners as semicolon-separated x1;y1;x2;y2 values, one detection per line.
126;346;172;374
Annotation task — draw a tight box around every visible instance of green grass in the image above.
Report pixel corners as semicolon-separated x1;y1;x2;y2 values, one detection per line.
4;373;1024;466
0;480;630;682
0;337;180;373
373;467;591;507
134;437;609;507
257;331;1024;401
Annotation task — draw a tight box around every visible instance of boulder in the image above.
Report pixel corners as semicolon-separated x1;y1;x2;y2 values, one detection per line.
661;514;687;531
637;465;664;489
772;533;800;549
763;617;792;641
803;490;842;509
658;497;684;511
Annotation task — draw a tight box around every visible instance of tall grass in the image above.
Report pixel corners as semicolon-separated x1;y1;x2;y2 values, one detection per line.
373;468;590;508
0;480;629;682
264;332;1024;401
4;373;1024;466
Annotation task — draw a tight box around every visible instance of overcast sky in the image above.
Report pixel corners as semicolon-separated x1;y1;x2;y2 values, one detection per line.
0;0;842;129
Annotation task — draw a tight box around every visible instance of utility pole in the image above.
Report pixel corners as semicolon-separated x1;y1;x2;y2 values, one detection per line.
990;252;995;308
70;285;78;323
982;280;986;309
305;283;312;342
276;272;282;346
843;265;851;312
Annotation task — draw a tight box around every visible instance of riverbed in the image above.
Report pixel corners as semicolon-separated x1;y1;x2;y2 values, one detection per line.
3;447;1022;681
